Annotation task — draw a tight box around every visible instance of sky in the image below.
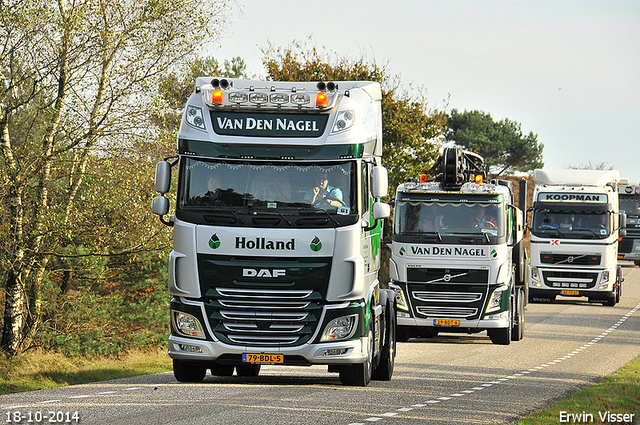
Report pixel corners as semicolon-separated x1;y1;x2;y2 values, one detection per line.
211;0;640;181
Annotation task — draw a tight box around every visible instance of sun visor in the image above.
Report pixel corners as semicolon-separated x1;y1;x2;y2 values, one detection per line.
533;201;612;213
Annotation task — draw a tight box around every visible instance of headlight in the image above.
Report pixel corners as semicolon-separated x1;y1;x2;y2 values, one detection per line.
600;271;610;283
486;285;508;314
320;314;358;342
186;105;205;130
531;267;540;281
332;110;355;133
390;283;409;311
173;311;206;339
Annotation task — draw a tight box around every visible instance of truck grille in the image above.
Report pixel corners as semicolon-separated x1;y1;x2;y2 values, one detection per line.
198;254;330;347
542;270;598;289
540;253;601;266
405;269;489;321
206;288;322;346
415;306;478;318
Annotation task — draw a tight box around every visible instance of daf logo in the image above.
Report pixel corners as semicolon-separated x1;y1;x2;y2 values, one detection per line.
443;274;452;282
567;256;574;263
242;268;286;278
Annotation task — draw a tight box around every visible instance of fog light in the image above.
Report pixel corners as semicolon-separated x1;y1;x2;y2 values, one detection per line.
179;344;203;353
318;348;349;357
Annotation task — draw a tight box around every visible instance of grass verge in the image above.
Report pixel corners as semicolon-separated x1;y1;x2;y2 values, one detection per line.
0;349;172;395
517;355;640;424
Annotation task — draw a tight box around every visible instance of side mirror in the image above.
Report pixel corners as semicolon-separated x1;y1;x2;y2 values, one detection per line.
372;202;390;220
371;166;388;198
151;196;169;216
155;161;172;194
619;212;627;228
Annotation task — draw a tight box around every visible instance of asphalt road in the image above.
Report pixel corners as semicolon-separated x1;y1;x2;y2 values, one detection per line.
2;264;639;425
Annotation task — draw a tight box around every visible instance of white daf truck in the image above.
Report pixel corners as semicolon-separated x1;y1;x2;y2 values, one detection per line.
617;179;640;266
389;148;527;345
528;169;624;305
151;78;396;386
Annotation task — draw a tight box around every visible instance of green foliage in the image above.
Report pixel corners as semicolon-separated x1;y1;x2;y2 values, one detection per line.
446;109;544;176
35;253;170;357
261;39;446;190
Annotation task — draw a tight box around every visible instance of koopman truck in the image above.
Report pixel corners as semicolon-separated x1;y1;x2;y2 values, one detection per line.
151;78;396;386
528;169;625;306
389;148;527;345
617;178;640;266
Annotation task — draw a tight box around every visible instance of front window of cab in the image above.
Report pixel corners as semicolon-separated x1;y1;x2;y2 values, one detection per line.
531;210;611;239
393;194;506;242
176;158;357;227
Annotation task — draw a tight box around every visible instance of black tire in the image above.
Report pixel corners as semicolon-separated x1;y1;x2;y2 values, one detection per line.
173;359;207;383
513;241;526;285
209;363;234;376
372;296;396;381
340;328;373;386
236;364;261;377
511;287;525;341
488;298;512;345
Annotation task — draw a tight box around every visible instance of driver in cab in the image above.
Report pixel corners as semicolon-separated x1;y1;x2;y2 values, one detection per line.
305;171;343;207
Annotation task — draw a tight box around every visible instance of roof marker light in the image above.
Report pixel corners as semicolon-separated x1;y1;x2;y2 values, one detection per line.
316;92;328;107
475;175;483;184
211;89;223;104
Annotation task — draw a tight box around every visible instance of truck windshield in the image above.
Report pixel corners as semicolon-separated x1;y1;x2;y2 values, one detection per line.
531;211;610;239
619;196;640;217
178;158;356;218
394;199;505;239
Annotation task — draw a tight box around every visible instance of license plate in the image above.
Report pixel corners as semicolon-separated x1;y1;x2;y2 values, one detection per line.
434;319;460;327
242;353;284;364
561;290;580;296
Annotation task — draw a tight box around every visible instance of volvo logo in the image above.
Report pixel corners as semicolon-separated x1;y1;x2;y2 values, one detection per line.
444;274;452;282
242;268;286;278
567;256;574;263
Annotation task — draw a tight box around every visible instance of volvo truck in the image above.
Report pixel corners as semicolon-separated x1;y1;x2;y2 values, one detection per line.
389;148;527;345
528;169;624;305
151;78;396;386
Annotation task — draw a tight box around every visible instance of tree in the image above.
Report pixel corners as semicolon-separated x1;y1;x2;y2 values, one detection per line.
568;161;613;170
0;0;232;356
445;109;544;176
261;40;446;190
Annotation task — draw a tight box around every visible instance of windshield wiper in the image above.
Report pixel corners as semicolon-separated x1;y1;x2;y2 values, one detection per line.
451;232;491;243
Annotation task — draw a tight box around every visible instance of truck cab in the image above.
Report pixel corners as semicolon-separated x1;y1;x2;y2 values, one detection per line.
152;78;396;386
389;148;527;345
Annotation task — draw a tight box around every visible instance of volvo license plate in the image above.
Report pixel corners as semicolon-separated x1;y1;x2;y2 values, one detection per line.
242;353;284;364
434;319;460;327
561;290;580;296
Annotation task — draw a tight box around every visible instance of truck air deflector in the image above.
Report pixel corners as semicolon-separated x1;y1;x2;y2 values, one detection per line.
178;138;365;160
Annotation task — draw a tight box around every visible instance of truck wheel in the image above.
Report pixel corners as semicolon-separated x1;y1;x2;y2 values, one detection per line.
513;240;526;285
511;288;525;341
173;359;207;382
488;301;512;345
372;297;396;381
340;328;373;386
236;364;261;377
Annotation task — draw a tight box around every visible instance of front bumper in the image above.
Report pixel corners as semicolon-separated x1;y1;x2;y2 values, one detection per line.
168;334;371;365
396;314;509;330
